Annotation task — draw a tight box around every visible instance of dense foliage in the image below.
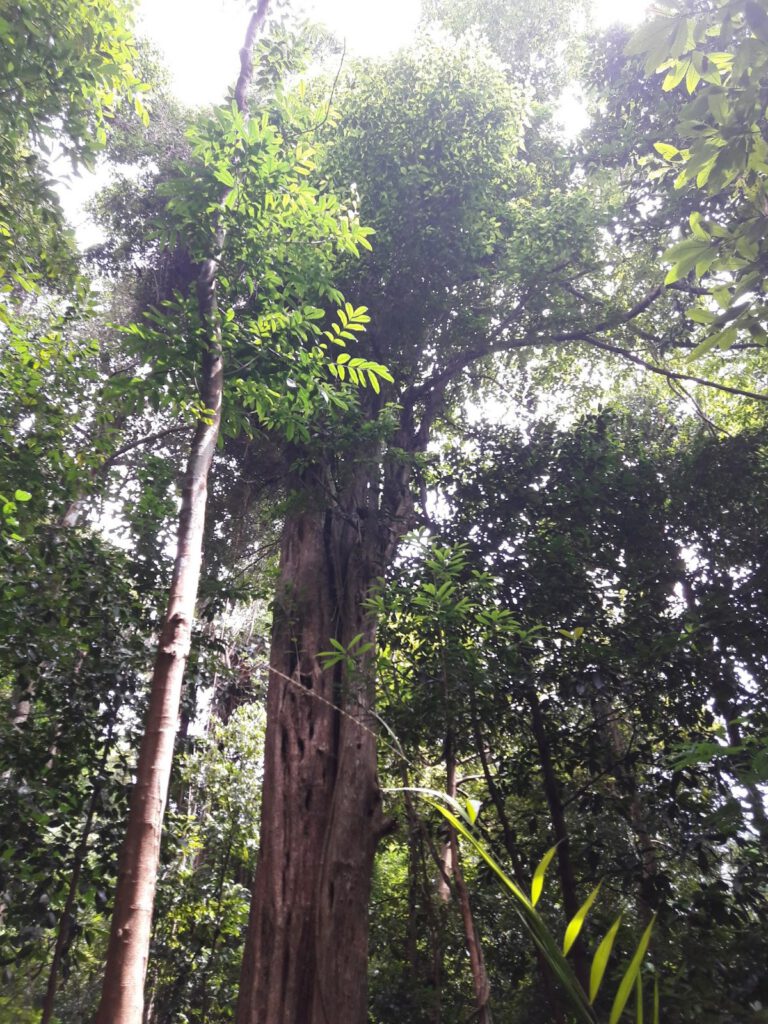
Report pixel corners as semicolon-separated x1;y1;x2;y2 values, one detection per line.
0;0;766;1021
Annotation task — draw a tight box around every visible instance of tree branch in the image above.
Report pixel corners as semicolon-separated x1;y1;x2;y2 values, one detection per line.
100;424;190;473
405;277;767;411
547;283;665;343
407;282;667;405
577;334;768;403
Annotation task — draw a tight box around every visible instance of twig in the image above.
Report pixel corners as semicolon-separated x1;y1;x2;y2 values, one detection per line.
291;39;346;140
100;423;190;472
578;334;768;403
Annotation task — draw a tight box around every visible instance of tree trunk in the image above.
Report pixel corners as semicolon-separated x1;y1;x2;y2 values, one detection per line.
444;741;493;1024
402;782;444;1022
525;684;589;992
94;308;222;1024
235;387;425;1022
40;733;112;1024
236;468;394;1024
469;691;567;1023
593;696;659;925
95;9;270;1022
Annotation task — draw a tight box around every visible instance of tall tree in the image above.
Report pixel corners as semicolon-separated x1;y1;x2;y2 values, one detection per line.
232;32;723;1021
94;6;273;1020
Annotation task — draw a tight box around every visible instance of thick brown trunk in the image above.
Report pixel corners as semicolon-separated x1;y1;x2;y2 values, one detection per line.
236;480;390;1024
235;394;422;1022
95;9;270;1022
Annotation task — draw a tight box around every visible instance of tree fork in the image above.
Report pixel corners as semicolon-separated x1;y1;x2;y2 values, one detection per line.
94;5;271;1022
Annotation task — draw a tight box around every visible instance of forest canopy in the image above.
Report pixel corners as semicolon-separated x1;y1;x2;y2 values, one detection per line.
1;1;767;1023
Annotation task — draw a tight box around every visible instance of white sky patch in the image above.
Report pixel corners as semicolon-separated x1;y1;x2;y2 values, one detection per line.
136;0;423;108
555;84;591;140
134;0;652;110
593;0;650;28
57;0;653;239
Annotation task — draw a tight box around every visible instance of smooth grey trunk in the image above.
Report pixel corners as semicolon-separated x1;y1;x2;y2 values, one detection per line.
94;8;270;1022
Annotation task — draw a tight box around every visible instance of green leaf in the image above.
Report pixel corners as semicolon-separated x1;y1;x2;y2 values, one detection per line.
653;142;679;160
662;59;689;92
531;845;558;907
608;917;655;1024
466;799;482;825
624;16;675;60
14;490;32;502
653;975;660;1024
685;305;716;325
689;324;737;358
563;882;602;955
689;212;709;240
215;167;236;188
590;915;622;1003
663;237;712;283
427;800;531;906
685;62;701;93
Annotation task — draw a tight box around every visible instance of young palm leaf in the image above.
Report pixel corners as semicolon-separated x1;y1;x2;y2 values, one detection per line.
653;974;660;1024
531;844;559;907
564;882;602;955
396;788;658;1024
608;917;656;1024
424;800;595;1023
590;915;623;1003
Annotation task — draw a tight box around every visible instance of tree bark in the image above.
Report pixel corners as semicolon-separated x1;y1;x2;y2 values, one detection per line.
402;780;444;1022
236;411;419;1024
94;295;223;1024
525;683;590;992
94;8;270;1022
444;740;493;1024
593;696;659;925
236;470;388;1023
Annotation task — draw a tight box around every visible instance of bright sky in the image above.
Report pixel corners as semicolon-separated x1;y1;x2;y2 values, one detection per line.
136;0;424;108
136;0;650;108
58;0;650;237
